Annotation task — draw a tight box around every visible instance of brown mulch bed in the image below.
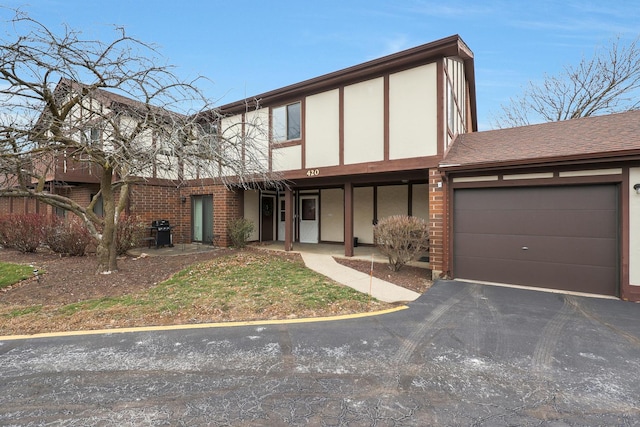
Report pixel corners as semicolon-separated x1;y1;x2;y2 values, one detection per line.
333;257;432;294
0;247;430;308
0;248;236;306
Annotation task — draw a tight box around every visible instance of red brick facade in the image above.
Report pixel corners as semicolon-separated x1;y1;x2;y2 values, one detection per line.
127;181;242;247
0;184;100;217
176;183;242;247
428;168;444;278
1;181;243;249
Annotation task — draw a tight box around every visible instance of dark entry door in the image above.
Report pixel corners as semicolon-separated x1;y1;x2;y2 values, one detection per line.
453;185;618;296
261;196;275;241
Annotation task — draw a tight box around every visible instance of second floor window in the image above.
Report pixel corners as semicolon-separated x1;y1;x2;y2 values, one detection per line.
83;127;101;147
272;102;301;142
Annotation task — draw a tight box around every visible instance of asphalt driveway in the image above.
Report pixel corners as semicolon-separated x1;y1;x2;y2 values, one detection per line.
1;280;639;426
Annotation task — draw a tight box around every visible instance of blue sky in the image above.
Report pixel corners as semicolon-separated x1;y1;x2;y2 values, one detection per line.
3;1;639;130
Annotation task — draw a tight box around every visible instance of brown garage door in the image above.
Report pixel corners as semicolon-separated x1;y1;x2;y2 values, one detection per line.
453;185;618;296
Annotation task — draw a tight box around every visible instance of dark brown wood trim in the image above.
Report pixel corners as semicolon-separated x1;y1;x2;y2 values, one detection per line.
621;168;630;300
443;170;452;278
441;151;640;174
301;98;306;170
339;87;344;166
281;154;442;182
152;131;157;178
344;182;354;257
289;170;429;190
408;183;413;216
623;286;640;302
268;108;273;171
317;190;321;242
436;58;444;157
271;140;303;149
284;187;293;251
373;186;378;224
384;74;390;161
449;172;624;190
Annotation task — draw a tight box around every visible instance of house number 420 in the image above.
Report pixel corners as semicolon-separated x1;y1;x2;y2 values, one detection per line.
306;169;320;176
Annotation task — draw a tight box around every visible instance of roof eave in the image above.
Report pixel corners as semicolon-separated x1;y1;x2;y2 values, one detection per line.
440;149;640;174
219;34;472;114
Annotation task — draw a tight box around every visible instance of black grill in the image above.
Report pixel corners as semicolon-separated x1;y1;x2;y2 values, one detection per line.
150;220;173;248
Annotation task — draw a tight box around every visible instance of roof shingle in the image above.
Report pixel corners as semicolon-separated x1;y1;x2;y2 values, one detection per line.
441;110;640;169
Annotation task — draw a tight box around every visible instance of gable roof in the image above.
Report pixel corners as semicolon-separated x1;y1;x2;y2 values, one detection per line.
441;110;640;172
53;78;184;120
218;34;477;130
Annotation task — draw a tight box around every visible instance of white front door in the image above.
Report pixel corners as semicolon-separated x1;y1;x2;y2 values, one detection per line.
299;195;319;243
278;198;285;241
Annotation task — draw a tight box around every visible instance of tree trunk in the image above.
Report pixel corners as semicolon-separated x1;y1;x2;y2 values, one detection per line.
96;166;118;273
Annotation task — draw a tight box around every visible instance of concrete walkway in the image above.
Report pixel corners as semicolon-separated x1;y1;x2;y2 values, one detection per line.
299;252;421;303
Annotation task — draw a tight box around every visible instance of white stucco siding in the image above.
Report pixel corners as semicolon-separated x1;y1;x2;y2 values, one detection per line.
244;109;270;172
320;188;344;242
272;145;302;172
630;168;640;286
377;185;409;219
118;115;138;135
354;186;374;244
244;190;260;242
389;64;438;159
155;156;180;180
306;90;340;168
411;184;429;221
220;114;244;177
129;128;155;178
344;78;384;164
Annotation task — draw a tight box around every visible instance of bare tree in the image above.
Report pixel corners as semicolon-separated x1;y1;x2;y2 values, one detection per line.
0;9;277;272
493;36;640;128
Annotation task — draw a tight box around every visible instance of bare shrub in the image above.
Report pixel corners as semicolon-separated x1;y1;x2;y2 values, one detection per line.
43;216;92;256
116;214;146;255
0;214;46;253
227;218;255;249
374;215;429;272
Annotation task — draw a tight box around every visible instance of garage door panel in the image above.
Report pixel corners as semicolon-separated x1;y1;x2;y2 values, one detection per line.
455;256;617;294
453;185;618;296
458;185;617;211
455;233;617;267
455;209;616;238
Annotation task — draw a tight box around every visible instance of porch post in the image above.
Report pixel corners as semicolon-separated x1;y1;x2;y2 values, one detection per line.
284;187;293;251
344;182;354;257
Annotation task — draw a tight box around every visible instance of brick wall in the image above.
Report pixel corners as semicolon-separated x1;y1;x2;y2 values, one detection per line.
0;196;54;217
56;185;101;211
428;168;444;279
1;181;242;249
176;183;242;247
128;182;181;242
129;181;242;247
